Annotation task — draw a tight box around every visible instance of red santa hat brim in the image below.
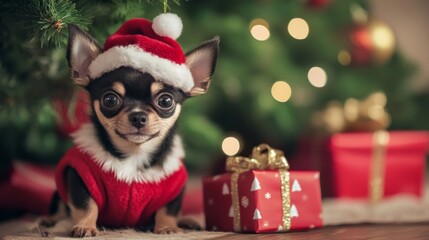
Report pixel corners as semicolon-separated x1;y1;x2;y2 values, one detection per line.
88;45;194;92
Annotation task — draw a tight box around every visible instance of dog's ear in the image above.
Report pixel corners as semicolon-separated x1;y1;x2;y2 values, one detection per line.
67;24;101;86
185;36;219;96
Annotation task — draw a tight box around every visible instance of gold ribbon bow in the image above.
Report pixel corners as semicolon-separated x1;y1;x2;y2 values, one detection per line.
226;144;291;232
226;144;289;172
312;92;390;134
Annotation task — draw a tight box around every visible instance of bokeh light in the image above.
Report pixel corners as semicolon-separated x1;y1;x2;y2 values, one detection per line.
271;81;292;102
368;105;384;120
338;50;351;66
308;67;327;88
222;136;241;156
371;24;395;50
288;18;309;40
250;19;270;41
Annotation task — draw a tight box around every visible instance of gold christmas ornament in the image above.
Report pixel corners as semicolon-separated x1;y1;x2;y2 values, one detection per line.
348;4;396;65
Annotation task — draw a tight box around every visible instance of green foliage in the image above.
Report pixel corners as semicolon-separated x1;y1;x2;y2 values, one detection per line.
178;0;419;156
1;0;90;47
147;0;181;13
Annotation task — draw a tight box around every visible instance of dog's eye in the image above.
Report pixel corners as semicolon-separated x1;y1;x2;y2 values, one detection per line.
156;93;174;110
101;92;122;110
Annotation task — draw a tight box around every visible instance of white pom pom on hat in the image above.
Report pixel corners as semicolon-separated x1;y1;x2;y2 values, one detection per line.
152;13;183;40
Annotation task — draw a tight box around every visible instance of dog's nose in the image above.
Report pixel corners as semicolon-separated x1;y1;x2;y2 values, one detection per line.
128;112;147;129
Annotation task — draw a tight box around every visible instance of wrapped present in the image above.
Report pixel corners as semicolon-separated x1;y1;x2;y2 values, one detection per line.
0;161;56;215
330;130;429;201
52;90;90;137
203;144;323;233
291;92;396;198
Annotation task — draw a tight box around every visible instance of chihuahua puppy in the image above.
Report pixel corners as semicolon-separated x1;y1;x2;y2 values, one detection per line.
49;14;218;237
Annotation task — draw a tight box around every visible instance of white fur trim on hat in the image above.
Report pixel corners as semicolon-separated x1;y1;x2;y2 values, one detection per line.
88;45;194;92
152;13;183;40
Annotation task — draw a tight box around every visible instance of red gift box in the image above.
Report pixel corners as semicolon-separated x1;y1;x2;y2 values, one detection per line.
330;131;429;200
203;170;323;233
290;136;334;197
0;161;56;215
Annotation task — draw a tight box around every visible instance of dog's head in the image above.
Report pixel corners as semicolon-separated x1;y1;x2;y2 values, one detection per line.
67;17;218;156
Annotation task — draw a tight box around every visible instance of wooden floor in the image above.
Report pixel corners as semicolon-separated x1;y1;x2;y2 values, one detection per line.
211;223;429;240
1;219;428;239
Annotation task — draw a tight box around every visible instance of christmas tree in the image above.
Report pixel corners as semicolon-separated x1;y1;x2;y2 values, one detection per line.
0;0;423;173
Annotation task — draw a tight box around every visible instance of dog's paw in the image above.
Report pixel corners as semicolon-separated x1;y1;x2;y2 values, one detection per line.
178;218;201;230
154;226;184;234
71;225;99;238
38;218;57;228
32;224;50;237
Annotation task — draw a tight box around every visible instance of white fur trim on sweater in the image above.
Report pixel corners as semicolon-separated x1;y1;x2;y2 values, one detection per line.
88;45;194;92
72;123;185;184
152;13;183;40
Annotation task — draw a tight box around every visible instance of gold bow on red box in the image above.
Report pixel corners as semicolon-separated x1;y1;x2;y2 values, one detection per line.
312;92;390;134
226;144;291;231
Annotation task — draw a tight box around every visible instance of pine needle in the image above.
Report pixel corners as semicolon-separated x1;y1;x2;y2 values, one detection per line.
2;0;91;47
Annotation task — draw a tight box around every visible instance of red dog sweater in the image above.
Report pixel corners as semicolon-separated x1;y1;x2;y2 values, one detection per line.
55;124;188;227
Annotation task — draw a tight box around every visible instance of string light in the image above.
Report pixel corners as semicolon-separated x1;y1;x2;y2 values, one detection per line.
288;18;309;40
271;81;292;102
338;50;351;66
250;19;270;41
222;136;241;156
308;67;327;88
371;24;394;50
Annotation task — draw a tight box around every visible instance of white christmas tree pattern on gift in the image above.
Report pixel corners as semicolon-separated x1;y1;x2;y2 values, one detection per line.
241;196;249;208
253;209;262;220
290;204;299;218
228;205;234;217
222;183;230;195
277;225;284;232
251;177;261;191
292;179;302;192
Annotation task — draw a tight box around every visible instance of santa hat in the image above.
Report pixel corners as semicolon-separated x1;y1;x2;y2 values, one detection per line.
88;13;194;92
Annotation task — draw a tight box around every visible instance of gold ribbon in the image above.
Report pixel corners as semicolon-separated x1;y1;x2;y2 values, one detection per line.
370;130;389;202
226;144;290;232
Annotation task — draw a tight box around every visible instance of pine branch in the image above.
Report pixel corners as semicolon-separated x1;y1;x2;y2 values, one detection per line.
2;0;92;47
1;0;184;47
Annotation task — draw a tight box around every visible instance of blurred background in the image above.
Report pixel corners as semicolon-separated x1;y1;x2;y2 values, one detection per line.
0;0;428;215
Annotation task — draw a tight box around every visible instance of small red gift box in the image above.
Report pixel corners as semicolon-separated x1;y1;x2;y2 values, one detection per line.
330;131;429;200
203;144;323;233
203;170;323;233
